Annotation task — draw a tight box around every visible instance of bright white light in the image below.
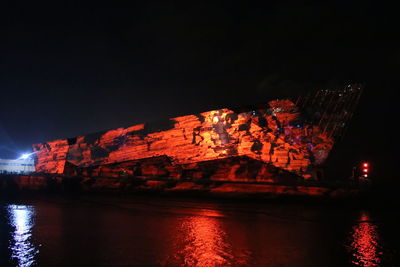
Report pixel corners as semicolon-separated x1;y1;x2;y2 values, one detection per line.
19;153;31;160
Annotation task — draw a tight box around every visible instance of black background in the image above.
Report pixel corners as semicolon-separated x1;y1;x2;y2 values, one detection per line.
0;1;398;181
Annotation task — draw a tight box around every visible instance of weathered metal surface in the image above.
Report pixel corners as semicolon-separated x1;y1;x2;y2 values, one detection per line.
72;155;300;183
32;86;362;180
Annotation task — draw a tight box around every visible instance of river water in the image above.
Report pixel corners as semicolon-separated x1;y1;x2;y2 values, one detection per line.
0;195;398;267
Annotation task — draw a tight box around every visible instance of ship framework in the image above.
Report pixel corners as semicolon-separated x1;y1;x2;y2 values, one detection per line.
32;84;362;183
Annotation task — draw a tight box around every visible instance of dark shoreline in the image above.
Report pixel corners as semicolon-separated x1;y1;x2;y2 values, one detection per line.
0;173;387;209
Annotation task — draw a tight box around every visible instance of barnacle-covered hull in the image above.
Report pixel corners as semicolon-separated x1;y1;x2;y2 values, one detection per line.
32;85;362;182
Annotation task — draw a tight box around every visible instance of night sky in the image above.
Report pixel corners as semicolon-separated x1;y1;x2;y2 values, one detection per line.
1;2;398;180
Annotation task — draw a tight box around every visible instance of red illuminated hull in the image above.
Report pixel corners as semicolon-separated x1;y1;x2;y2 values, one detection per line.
32;86;362;183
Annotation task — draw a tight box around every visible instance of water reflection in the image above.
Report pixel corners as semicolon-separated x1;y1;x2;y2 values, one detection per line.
349;211;382;267
171;209;234;267
7;205;38;267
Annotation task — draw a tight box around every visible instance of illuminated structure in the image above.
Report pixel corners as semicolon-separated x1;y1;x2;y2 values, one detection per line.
0;159;35;174
32;85;362;182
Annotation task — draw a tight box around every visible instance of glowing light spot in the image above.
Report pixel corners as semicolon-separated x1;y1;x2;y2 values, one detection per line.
19;153;31;160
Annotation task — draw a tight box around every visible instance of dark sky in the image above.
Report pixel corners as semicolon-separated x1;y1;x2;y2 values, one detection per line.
0;1;398;180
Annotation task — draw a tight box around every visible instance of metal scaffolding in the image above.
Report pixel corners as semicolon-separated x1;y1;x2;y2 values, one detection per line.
294;84;363;140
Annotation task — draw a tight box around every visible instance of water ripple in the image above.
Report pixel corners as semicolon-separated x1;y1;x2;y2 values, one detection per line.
347;211;382;267
7;205;38;267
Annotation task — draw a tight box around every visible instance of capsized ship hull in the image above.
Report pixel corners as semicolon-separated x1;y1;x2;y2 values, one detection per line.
32;85;362;183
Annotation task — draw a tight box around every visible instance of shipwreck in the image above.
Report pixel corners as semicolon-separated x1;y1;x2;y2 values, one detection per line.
0;85;364;197
30;84;362;183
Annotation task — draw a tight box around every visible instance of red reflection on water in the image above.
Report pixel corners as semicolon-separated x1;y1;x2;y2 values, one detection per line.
350;212;381;267
180;209;232;267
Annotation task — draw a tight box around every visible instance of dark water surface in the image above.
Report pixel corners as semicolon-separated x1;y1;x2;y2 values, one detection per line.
1;195;399;267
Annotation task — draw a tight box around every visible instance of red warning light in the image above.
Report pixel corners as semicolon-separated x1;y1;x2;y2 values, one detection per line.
359;162;370;180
